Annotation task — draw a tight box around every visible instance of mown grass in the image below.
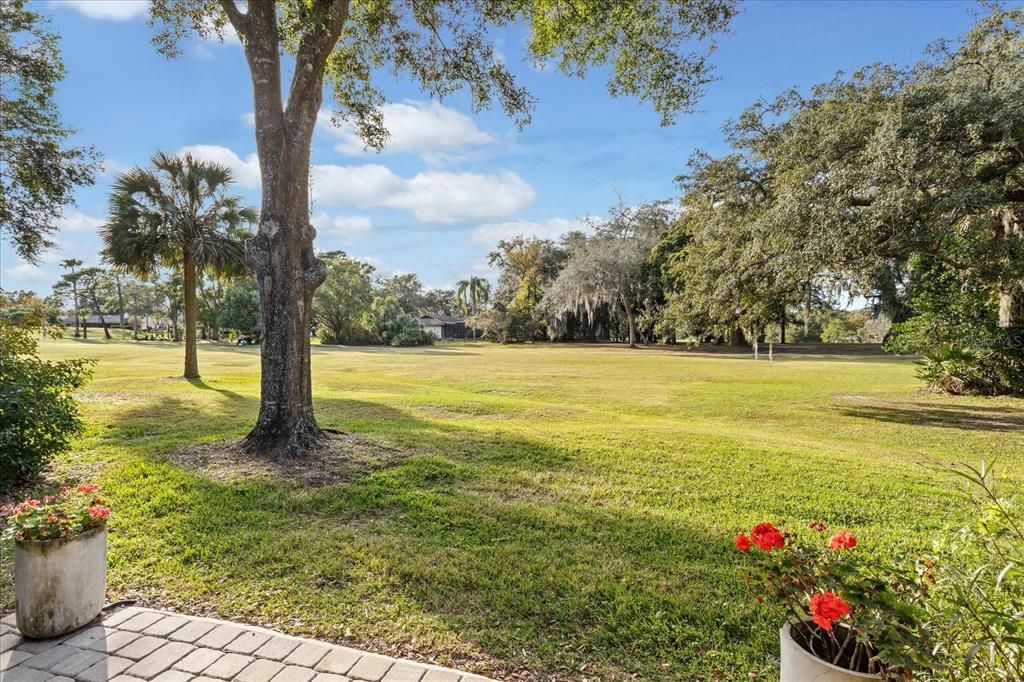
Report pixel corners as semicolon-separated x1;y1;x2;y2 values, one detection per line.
2;338;1022;680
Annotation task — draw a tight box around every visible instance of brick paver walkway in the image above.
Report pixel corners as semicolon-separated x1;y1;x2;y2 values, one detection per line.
0;607;495;682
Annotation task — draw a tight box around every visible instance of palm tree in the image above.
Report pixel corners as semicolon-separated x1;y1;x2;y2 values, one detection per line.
456;276;490;339
101;152;256;378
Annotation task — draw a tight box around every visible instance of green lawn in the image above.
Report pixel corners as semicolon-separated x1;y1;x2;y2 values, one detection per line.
3;338;1022;680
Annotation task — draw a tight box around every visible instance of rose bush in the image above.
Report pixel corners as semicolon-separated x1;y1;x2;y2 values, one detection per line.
736;520;932;679
2;484;111;542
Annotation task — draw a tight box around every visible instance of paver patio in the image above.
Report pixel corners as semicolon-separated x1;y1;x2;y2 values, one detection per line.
0;607;495;682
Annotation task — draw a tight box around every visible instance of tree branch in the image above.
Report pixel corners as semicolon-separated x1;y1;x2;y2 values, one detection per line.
284;0;350;134
217;0;247;39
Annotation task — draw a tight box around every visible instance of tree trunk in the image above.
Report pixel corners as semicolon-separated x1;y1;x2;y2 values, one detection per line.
780;310;786;344
624;302;637;348
93;296;110;340
218;0;348;459
115;275;125;333
803;283;812;338
728;327;747;346
183;247;200;379
998;210;1022;328
72;287;81;338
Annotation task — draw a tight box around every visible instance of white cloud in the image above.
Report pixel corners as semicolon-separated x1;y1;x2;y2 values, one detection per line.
3;262;44;281
311;212;373;239
58;1;148;21
318;101;495;156
177;145;261;189
311;164;534;224
57;209;105;234
469;217;583;246
176;144;533;224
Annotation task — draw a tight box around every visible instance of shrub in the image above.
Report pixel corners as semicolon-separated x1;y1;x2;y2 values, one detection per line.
0;322;92;490
927;462;1024;681
911;344;1021;395
735;520;932;678
886;257;1024;394
371;296;433;346
2;484;110;542
821;316;859;343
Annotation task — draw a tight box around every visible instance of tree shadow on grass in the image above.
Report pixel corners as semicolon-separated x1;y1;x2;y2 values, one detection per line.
836;401;1024;432
96;395;769;681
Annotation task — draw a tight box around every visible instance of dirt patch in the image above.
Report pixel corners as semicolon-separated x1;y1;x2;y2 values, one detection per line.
166;433;410;487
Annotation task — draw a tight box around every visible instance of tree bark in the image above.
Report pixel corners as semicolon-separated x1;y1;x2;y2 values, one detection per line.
227;0;347;459
622;296;637;348
114;275;125;333
803;283;812;338
72;285;81;337
183;245;200;379
998;209;1022;328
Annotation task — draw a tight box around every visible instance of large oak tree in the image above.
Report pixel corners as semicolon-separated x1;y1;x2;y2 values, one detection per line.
148;0;736;458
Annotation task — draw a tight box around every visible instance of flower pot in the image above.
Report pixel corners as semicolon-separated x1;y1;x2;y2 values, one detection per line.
15;527;107;638
780;621;878;681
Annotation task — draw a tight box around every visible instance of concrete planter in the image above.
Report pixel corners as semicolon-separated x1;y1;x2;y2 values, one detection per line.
780;622;878;682
15;527;107;638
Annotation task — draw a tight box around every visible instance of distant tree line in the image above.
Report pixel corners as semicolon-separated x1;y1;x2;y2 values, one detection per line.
477;7;1024;394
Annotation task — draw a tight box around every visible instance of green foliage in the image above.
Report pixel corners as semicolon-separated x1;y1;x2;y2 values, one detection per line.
371;296;433;346
928;462;1024;682
102;151;255;280
0;322;91;490
887;258;1024;394
542;203;671;346
737;522;932;678
657;5;1024;383
376;273;426;315
0;290;62;333
0;0;99;262
485;236;566;342
313;251;375;345
2;485;110;542
456;276;490;315
218;282;260;336
821;317;858;344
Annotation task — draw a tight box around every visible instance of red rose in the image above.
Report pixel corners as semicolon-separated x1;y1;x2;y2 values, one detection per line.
750;522;785;551
735;533;751;552
77;484;100;494
808;521;828;532
88;506;111;520
808;591;851;631
828;530;857;550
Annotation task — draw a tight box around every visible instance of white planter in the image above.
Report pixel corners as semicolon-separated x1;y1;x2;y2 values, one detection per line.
780;621;877;681
15;527;107;638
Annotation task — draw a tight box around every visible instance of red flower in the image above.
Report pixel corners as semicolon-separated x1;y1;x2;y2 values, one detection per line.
735;533;751;552
828;530;857;550
750;522;785;551
808;591;851;631
77;484;100;494
808;521;828;532
88;506;111;520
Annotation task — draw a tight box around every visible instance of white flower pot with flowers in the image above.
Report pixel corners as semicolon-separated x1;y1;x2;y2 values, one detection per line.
734;521;931;680
4;484;111;638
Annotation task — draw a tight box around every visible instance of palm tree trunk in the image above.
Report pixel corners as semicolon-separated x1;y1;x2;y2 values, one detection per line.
183;246;200;379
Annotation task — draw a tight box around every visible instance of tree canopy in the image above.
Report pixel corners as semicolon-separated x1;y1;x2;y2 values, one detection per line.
0;0;99;262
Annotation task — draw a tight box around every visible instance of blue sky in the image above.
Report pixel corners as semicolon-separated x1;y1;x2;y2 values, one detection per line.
2;0;992;295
